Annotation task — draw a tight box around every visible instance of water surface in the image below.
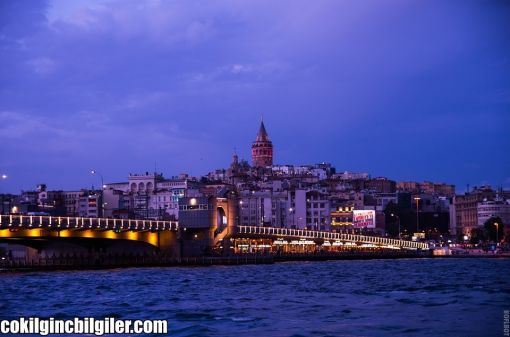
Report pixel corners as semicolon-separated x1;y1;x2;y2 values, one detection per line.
1;258;508;336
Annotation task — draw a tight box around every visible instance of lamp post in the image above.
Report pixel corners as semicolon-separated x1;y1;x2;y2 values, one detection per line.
414;197;421;233
390;213;400;239
0;174;6;215
90;170;104;189
91;170;105;217
494;222;499;246
289;207;294;228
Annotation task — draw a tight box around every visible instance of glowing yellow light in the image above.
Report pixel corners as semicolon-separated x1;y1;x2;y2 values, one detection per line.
147;232;158;246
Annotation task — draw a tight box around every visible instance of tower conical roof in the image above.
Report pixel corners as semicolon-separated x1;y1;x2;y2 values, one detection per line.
255;120;270;142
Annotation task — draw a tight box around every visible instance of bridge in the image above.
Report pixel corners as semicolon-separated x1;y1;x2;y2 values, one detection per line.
0;214;429;264
0;214;178;231
236;226;429;250
0;215;179;260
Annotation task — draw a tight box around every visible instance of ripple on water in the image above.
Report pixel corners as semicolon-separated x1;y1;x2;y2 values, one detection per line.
1;258;508;337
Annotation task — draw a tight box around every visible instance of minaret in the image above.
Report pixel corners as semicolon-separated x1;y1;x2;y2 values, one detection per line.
231;148;239;171
251;119;273;167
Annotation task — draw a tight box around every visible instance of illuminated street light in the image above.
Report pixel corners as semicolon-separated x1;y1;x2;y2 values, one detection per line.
90;170;104;190
0;174;7;215
390;213;401;239
414;197;421;233
90;170;106;217
494;222;499;246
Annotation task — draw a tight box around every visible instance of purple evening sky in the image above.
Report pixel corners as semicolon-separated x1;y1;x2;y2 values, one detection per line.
0;0;509;193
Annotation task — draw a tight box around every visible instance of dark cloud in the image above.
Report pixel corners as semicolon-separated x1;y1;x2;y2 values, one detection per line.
1;0;509;192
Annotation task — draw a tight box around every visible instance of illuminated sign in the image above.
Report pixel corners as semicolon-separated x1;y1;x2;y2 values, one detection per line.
352;210;376;228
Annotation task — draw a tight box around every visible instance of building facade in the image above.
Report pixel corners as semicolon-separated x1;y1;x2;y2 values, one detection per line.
477;200;510;226
453;186;500;237
251;120;273;167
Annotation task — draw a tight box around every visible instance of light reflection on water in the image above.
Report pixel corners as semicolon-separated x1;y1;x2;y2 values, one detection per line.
1;258;509;337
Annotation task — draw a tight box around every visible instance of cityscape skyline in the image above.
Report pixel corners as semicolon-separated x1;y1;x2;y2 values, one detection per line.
1;0;510;193
1;2;509;337
0;116;507;194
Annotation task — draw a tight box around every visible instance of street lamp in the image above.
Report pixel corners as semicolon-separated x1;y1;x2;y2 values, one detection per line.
414;197;421;233
0;174;6;215
390;213;401;239
494;222;499;246
90;170;106;218
90;170;105;189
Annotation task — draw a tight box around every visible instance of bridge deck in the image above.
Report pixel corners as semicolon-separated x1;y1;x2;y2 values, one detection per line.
237;226;429;250
0;215;178;232
0;215;428;249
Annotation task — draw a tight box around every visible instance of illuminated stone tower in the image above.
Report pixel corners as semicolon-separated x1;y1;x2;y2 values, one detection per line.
251;119;273;167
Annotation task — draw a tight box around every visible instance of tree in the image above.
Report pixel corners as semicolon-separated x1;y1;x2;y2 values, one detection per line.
470;227;486;244
383;201;400;237
484;217;504;243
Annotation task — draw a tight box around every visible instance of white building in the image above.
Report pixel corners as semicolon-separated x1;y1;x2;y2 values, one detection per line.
103;172;198;219
333;171;370;180
238;187;331;231
63;191;82;216
271;164;332;181
477;200;510;226
76;192;102;217
305;190;331;231
239;190;289;227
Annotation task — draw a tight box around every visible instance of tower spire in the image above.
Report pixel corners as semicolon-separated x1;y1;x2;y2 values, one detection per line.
252;118;273;167
256;119;269;142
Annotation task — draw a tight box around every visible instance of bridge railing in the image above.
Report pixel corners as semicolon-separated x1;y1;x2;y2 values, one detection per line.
237;225;429;249
0;215;178;232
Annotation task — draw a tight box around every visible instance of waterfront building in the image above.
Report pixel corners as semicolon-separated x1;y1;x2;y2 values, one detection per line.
237;185;331;231
103;172;200;220
239;189;288;227
305;190;331;231
477;199;510;226
76;191;102;217
453;186;502;238
36;184;66;214
63;191;81;216
331;206;354;229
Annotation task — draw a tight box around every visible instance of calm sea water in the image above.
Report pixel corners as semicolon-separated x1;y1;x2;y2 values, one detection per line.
1;258;509;337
